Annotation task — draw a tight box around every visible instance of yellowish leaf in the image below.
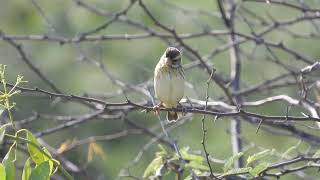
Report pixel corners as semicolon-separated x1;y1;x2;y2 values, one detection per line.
87;143;94;163
87;141;107;162
57;140;72;154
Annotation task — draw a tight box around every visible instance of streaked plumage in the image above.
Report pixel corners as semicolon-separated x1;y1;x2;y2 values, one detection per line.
154;47;184;121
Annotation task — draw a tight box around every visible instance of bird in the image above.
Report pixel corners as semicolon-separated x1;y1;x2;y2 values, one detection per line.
154;47;185;122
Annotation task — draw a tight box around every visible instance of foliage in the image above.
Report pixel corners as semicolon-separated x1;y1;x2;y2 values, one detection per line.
223;152;244;173
143;145;209;178
246;149;274;166
0;64;73;180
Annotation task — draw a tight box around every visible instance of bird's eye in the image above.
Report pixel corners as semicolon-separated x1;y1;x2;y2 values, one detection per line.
172;56;180;62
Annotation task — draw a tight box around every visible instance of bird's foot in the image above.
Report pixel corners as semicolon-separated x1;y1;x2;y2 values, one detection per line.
178;102;187;116
153;102;162;116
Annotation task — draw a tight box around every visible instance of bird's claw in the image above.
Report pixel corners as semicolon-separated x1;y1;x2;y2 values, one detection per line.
178;102;187;116
153;102;162;115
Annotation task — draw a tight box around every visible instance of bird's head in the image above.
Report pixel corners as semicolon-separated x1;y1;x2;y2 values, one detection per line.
164;47;181;68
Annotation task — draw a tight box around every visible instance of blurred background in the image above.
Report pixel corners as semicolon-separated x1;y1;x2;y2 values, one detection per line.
1;0;320;179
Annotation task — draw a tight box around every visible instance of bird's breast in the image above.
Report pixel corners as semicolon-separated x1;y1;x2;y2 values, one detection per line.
154;65;184;108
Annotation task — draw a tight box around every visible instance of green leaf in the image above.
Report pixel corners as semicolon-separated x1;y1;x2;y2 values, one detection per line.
312;149;320;158
2;143;16;180
171;146;189;161
4;163;14;180
0;124;10;144
223;152;244;172
186;160;209;171
0;163;6;180
182;152;205;163
249;162;268;177
26;130;46;165
281;141;301;159
173;146;206;164
222;167;252;176
246;149;271;166
22;158;32;180
307;149;320;166
143;156;164;178
183;154;204;162
29;161;50;180
180;146;190;153
42;148;53;174
26;130;54;175
158;144;168;155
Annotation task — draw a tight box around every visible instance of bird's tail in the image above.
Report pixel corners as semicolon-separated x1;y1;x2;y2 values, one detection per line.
167;111;178;122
